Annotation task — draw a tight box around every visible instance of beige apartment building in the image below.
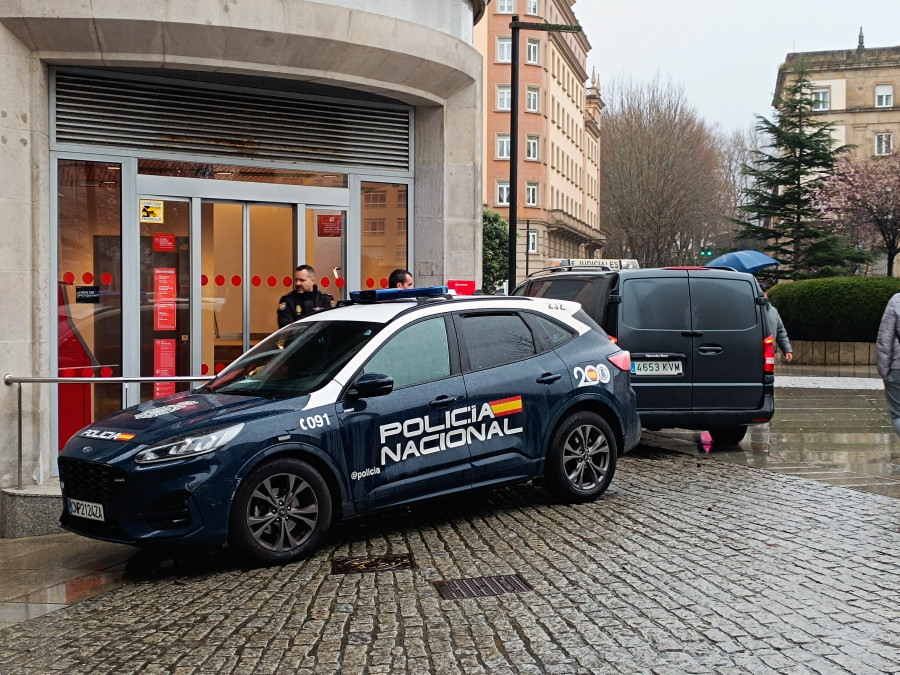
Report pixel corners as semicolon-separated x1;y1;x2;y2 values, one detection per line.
0;0;490;523
474;0;605;287
775;32;899;275
775;32;900;160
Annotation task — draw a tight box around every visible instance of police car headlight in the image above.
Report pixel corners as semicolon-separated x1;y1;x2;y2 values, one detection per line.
135;423;244;465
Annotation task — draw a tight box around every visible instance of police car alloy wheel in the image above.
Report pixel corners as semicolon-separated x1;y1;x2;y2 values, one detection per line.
545;411;617;502
229;458;333;565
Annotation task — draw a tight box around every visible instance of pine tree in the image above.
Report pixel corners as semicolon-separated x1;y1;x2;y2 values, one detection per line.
734;66;861;279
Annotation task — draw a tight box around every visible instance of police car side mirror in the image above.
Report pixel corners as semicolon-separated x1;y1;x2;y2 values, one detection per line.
350;373;394;398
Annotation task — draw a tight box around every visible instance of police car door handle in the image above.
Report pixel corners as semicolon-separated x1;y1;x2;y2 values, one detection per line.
537;372;562;384
698;344;723;355
430;395;459;407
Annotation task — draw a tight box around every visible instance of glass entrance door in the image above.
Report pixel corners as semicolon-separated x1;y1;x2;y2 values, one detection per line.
138;198;192;401
200;202;294;378
305;208;348;299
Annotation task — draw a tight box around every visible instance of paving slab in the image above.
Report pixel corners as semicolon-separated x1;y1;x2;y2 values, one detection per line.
0;451;896;673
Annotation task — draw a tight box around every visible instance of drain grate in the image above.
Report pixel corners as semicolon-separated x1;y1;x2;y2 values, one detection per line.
433;574;532;599
331;553;415;575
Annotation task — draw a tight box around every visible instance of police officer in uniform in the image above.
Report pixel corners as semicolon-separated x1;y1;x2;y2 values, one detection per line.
277;265;335;328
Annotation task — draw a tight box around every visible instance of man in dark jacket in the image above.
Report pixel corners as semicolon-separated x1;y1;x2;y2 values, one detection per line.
276;265;335;328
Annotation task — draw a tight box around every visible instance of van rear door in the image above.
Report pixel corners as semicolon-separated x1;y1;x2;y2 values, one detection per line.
615;272;693;410
688;274;764;409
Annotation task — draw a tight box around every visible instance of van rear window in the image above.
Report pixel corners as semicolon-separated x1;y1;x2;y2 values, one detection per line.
621;278;690;330
690;278;757;330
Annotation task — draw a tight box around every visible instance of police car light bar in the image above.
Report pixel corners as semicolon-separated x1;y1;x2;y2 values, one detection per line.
349;286;450;302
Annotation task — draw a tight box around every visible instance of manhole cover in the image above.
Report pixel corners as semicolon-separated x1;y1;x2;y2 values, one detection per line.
433;574;532;599
331;553;415;575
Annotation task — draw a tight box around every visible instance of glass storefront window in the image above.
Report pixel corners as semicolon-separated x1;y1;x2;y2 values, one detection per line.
360;182;408;288
56;160;122;448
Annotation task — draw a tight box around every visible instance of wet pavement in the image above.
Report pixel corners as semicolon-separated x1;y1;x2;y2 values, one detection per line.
0;372;897;673
644;382;900;500
0;534;133;632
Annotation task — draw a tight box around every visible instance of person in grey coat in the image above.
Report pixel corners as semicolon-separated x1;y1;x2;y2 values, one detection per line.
876;292;900;435
759;282;793;363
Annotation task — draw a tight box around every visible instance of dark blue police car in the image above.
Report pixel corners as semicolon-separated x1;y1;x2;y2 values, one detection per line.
59;288;640;565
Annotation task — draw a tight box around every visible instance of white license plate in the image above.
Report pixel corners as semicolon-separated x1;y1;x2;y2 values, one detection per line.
68;498;105;522
631;360;683;376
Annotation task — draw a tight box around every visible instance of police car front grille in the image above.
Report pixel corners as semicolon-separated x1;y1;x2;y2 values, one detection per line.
58;458;128;502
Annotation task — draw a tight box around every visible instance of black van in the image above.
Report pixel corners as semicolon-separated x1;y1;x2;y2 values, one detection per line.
513;266;775;444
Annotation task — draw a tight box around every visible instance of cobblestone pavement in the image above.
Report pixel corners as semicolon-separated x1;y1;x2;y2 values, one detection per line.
0;450;898;674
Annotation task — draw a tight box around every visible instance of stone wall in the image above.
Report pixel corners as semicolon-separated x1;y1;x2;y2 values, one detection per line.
790;340;876;366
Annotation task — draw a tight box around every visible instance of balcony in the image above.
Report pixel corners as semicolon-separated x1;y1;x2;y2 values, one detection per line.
547;209;606;248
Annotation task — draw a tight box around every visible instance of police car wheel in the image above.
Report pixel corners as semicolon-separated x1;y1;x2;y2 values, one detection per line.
545;411;617;503
229;458;332;565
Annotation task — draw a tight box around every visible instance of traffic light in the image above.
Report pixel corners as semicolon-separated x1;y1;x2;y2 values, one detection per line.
699;247;713;258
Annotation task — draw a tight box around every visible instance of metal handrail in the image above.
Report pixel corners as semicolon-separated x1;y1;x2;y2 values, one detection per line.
3;374;211;489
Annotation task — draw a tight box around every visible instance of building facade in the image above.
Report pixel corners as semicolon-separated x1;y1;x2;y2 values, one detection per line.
0;0;487;494
474;0;604;287
775;32;900;274
775;32;900;160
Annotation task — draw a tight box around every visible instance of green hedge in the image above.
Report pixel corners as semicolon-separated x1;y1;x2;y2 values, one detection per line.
768;276;900;343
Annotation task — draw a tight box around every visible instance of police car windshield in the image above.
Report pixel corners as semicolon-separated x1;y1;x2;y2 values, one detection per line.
206;320;383;398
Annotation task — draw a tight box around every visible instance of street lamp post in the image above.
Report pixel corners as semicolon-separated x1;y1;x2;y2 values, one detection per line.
507;16;582;291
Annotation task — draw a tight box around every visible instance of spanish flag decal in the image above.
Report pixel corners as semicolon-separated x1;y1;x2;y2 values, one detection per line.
116;433;136;441
489;396;523;417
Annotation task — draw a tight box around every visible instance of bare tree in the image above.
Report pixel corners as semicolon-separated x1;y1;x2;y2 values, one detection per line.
600;77;730;267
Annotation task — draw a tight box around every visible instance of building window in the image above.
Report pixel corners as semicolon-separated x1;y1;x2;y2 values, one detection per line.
497;85;511;111
497;134;510;159
497;0;514;13
525;182;538;206
497;181;510;205
876;133;893;156
397;191;407;207
526;135;539;160
362;245;385;262
526;86;539;112
396;245;407;261
526;0;539;15
363;218;385;235
497;37;512;63
364;191;386;207
397;219;407;232
527;230;538;253
811;88;830;111
876;84;894;108
526;38;539;65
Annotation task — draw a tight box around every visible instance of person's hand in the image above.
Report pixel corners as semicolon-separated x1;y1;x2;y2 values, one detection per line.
784;352;793;363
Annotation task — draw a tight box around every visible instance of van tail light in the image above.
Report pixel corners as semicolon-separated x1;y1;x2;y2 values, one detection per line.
608;350;631;372
764;335;775;373
607;334;618;344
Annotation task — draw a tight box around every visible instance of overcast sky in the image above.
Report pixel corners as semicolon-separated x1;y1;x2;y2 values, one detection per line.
571;0;899;133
